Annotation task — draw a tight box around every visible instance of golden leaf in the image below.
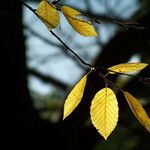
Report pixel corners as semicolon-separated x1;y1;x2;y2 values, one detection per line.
63;75;87;119
108;63;148;74
124;92;150;132
37;0;60;29
90;88;119;140
61;6;97;36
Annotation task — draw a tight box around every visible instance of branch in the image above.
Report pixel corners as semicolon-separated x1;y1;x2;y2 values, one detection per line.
50;30;93;68
28;68;69;91
23;4;93;68
81;12;145;30
22;0;144;30
22;2;93;68
24;24;85;69
22;2;149;85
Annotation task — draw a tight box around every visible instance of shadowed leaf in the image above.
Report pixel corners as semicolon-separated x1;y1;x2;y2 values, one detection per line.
124;92;150;132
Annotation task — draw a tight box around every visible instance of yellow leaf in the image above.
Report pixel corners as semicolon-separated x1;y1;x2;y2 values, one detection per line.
63;75;87;119
90;88;119;140
61;6;97;36
108;63;148;74
37;0;60;29
124;92;150;132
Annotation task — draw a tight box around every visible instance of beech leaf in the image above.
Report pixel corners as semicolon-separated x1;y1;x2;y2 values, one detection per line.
124;92;150;132
63;75;87;119
37;0;60;29
108;63;148;74
61;6;97;36
90;88;119;140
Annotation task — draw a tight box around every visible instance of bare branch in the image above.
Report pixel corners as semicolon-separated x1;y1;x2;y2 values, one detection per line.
28;68;69;91
22;2;149;85
24;24;85;69
81;12;145;30
50;30;93;68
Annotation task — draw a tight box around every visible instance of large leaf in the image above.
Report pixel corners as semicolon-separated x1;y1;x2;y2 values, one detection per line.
63;75;87;119
37;0;60;29
61;6;97;36
90;88;119;140
124;92;150;132
108;63;148;74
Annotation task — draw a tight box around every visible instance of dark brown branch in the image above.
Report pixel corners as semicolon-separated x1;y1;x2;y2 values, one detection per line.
22;2;92;68
51;0;61;5
22;0;144;30
24;24;85;69
50;30;93;68
28;68;68;91
82;12;144;30
22;1;37;14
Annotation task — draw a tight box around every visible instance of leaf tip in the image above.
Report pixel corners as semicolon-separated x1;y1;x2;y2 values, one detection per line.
103;135;108;140
92;32;98;36
63;109;68;120
100;131;109;140
63;116;66;120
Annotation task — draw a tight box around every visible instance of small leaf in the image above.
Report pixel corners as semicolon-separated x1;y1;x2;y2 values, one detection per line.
108;63;148;74
61;6;97;36
124;92;150;132
90;88;119;140
37;0;60;29
63;75;87;119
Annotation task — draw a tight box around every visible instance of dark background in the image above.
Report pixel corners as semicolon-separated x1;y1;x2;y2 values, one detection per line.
1;0;150;149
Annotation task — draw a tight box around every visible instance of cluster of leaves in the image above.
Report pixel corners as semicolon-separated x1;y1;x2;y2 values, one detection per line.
63;63;150;140
37;0;97;36
24;0;150;141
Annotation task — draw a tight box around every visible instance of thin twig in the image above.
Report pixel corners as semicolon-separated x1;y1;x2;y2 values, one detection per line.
22;1;93;69
82;13;144;30
50;30;93;68
107;80;123;92
22;1;37;15
24;24;85;69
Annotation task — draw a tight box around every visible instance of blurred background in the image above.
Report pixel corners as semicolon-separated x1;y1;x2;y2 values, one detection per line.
2;0;150;149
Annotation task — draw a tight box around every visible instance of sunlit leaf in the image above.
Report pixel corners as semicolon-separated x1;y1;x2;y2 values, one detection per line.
37;0;60;29
61;6;97;36
124;92;150;132
108;63;148;74
90;88;119;140
63;75;87;119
